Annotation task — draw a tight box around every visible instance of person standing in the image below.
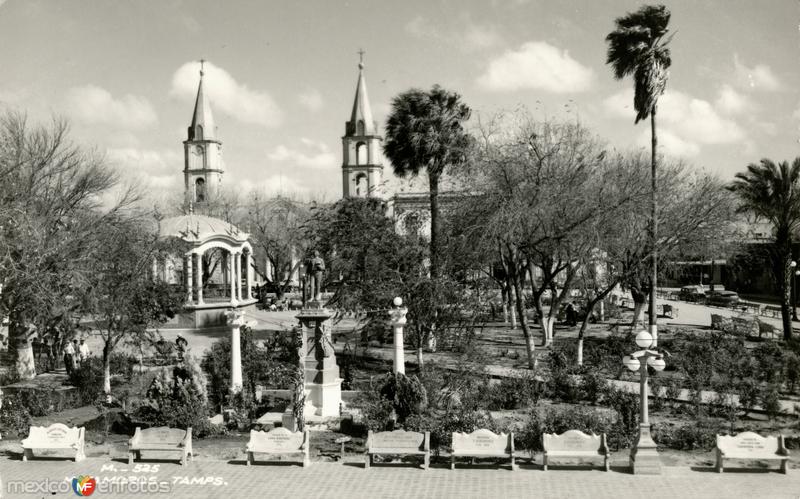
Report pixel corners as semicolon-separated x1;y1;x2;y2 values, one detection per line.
63;340;75;375
78;339;90;365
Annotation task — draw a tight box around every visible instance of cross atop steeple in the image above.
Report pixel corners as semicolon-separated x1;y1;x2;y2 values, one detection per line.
357;48;365;69
199;58;206;77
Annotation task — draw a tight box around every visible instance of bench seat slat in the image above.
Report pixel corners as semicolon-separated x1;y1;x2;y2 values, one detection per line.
369;448;427;455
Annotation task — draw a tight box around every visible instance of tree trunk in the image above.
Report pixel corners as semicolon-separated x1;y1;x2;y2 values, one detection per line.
650;110;659;346
417;347;424;368
103;342;112;394
630;285;647;331
511;273;535;369
428;173;440;279
509;282;517;329
782;247;793;341
501;287;509;325
10;316;36;380
577;338;584;367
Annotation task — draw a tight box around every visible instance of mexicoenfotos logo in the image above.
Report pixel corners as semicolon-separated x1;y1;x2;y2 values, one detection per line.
72;475;97;496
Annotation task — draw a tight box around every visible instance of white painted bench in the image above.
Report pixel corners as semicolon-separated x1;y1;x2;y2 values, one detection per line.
716;432;789;474
451;429;516;470
542;430;609;471
128;426;193;466
365;430;430;470
21;423;85;462
246;427;310;467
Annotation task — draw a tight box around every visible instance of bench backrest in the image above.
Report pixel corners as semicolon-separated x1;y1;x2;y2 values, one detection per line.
368;430;428;451
23;423;83;448
717;432;785;456
132;427;189;447
248;427;306;453
543;430;606;453
452;429;512;454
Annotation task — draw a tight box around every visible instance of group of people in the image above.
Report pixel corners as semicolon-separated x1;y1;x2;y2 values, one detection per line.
61;338;91;375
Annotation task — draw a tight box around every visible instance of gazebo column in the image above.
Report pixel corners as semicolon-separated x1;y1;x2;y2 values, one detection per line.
196;253;204;305
229;250;238;306
235;251;242;301
246;251;253;300
185;253;193;304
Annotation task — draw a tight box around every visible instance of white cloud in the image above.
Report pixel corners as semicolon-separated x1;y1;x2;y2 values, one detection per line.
267;139;335;170
603;89;744;145
793;103;800;122
64;85;157;129
171;61;283;128
297;89;324;112
477;41;594;93
105;147;181;192
716;84;752;115
734;54;781;91
638;128;700;157
405;15;503;52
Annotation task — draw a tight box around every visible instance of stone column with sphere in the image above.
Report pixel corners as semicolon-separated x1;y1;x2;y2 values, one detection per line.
388;297;408;375
225;309;250;394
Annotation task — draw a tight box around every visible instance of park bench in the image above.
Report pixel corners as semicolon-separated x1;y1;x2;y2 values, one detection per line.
21;423;85;462
715;432;789;474
128;426;193;466
365;430;430;470
451;429;516;471
542;430;609;471
245;427;310;467
763;305;782;318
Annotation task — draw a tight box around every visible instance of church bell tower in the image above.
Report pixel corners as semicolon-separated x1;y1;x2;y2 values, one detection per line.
342;51;383;199
184;60;224;211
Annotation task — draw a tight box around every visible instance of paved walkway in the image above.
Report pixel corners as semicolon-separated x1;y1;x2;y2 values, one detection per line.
1;456;799;499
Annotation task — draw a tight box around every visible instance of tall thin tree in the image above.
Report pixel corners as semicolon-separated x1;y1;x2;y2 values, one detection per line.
729;158;800;341
384;85;472;279
606;4;673;344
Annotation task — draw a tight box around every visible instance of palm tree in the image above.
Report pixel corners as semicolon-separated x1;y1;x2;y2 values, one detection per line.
729;158;800;341
606;4;672;344
383;85;472;279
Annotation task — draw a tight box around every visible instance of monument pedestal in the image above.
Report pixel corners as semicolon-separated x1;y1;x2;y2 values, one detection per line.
297;307;342;418
630;424;662;475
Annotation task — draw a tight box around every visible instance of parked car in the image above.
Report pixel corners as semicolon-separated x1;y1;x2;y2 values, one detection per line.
679;285;706;302
705;290;740;308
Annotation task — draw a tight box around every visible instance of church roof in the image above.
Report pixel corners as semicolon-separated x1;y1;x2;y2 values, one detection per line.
159;214;248;243
347;59;377;136
188;63;217;141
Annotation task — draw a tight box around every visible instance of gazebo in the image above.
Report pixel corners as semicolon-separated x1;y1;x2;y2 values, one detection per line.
158;214;257;330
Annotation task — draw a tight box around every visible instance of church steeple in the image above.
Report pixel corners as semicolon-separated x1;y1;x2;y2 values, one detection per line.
187;59;217;141
183;59;224;211
342;51;383;199
347;50;377;136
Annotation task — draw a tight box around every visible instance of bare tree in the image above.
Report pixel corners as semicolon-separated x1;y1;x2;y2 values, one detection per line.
0;112;137;378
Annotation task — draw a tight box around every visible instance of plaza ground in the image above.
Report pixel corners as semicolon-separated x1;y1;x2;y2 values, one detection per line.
2;455;800;499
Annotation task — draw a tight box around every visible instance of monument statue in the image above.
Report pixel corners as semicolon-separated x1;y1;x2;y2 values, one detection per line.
304;250;326;306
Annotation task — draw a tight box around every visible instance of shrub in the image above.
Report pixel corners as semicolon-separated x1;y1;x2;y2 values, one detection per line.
652;418;723;450
579;369;608;404
785;353;800;393
754;342;785;385
135;356;211;436
109;352;138;379
12;388;82;417
518;405;614;452
488;373;543;410
405;408;499;452
379;372;428;423
600;386;640;449
68;357;104;405
761;384;781;420
737;378;760;416
202;326;297;411
0;392;32;436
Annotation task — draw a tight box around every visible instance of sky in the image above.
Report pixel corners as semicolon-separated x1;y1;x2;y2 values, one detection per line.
0;0;798;204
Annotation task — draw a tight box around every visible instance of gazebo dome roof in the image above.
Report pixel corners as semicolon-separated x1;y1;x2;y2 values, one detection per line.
159;214;249;243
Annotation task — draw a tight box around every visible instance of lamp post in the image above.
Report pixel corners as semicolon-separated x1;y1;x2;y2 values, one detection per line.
623;330;666;475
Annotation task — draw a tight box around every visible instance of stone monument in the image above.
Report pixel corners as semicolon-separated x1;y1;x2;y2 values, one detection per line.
295;251;342;418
